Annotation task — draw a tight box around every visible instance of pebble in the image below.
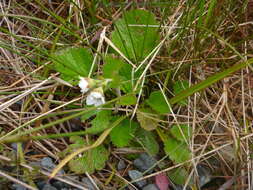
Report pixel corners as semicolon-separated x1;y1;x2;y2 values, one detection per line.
12;184;27;190
40;157;64;175
142;184;159;190
41;157;55;170
81;177;96;190
36;181;47;189
197;165;211;187
133;153;156;173
128;170;147;188
52;181;70;189
117;160;126;170
42;184;57;190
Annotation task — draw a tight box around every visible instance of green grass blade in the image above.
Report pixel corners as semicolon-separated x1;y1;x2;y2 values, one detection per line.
169;58;253;104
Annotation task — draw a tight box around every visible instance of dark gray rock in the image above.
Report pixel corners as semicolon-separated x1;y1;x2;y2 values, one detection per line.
36;181;47;189
128;170;147;188
12;184;27;190
42;184;57;190
197;165;211;187
133;153;156;173
117;160;126;170
81;177;96;190
52;181;70;189
142;184;159;190
11;143;18;151
41;157;55;169
40;157;64;175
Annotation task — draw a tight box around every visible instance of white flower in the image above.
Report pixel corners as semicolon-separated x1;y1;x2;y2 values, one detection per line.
78;77;89;93
86;89;105;106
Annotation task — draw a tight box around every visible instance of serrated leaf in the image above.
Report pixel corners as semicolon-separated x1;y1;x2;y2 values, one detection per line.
118;94;137;105
103;55;137;92
86;110;112;134
164;138;191;163
110;119;138;147
103;55;124;88
173;80;189;105
68;142;109;174
52;47;93;84
170;124;192;143
146;91;170;114
168;167;189;185
136;129;159;155
137;108;158;131
111;9;160;61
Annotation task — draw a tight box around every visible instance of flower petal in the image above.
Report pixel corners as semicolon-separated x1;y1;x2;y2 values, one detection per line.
78;77;89;93
86;91;105;106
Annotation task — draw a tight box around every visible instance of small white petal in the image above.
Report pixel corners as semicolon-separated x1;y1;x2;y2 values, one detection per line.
86;91;105;106
78;77;89;93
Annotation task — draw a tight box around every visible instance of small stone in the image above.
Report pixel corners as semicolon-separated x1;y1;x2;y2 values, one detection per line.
133;153;156;173
12;184;27;190
81;177;96;190
142;184;159;190
42;184;57;190
36;181;47;189
128;170;147;188
41;157;55;169
11;143;18;151
40;157;64;175
117;160;126;170
197;165;211;187
52;181;70;189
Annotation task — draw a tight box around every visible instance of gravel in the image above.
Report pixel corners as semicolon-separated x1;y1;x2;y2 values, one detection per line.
81;177;96;190
128;170;147;188
133;153;156;173
12;184;27;190
41;157;55;170
40;157;64;175
117;160;126;170
42;184;57;190
142;184;159;190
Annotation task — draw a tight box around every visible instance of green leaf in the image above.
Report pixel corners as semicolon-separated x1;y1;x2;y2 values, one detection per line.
168;168;190;185
146;91;170;114
52;47;93;84
68;140;109;174
118;94;137;105
173;80;189;105
103;55;136;92
60;136;109;174
136;108;158;131
136;129;159;155
86;110;112;134
110;119;138;147
111;9;160;61
103;55;124;88
164;138;191;163
170;125;192;143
